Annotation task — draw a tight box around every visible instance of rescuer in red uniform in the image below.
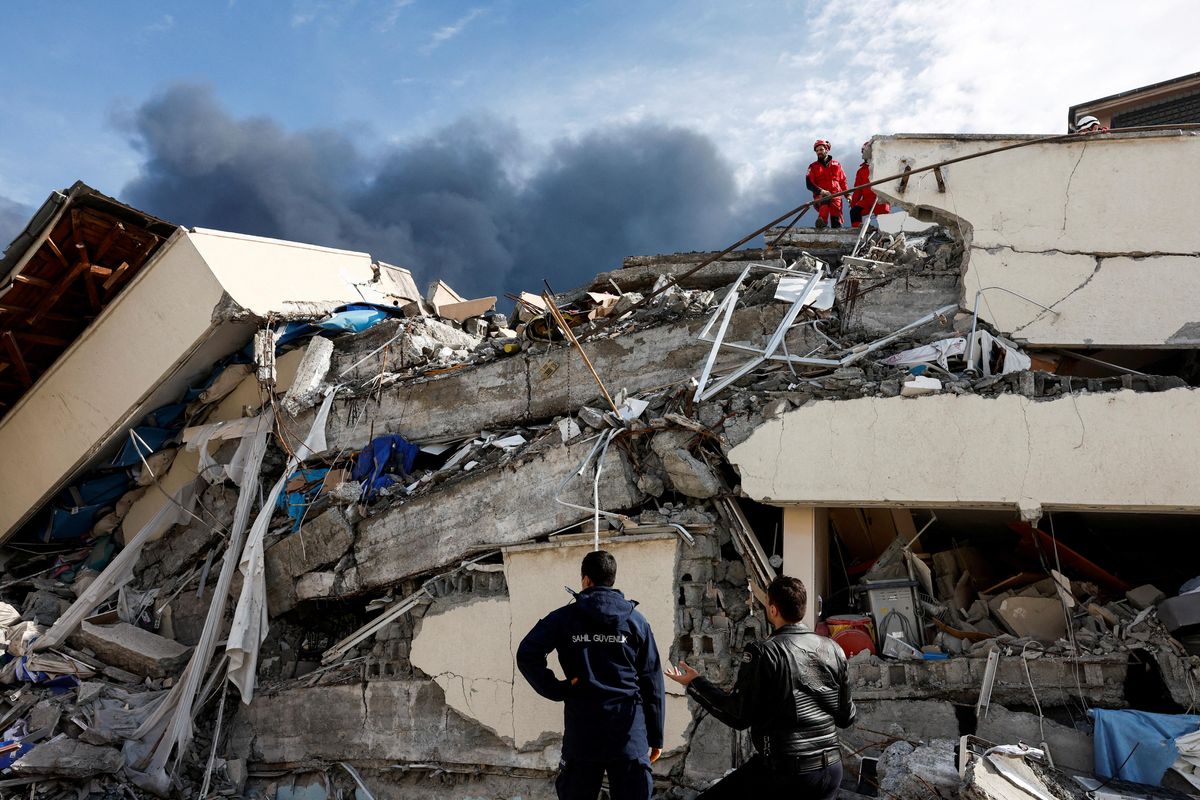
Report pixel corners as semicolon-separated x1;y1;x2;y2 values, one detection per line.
849;140;891;228
806;140;847;229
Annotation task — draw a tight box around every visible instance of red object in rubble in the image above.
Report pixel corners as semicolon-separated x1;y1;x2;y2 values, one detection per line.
826;614;877;658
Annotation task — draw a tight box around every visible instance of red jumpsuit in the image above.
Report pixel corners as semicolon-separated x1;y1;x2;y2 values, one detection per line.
849;162;891;227
806;157;848;227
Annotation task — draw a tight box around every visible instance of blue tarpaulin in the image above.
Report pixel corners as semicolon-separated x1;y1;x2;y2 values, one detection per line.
275;468;331;531
1091;708;1200;785
352;434;419;500
276;303;401;348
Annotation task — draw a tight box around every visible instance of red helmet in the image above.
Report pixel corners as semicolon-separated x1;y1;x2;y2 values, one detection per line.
813;139;831;151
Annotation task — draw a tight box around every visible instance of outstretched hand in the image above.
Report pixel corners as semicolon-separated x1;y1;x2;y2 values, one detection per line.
664;660;700;687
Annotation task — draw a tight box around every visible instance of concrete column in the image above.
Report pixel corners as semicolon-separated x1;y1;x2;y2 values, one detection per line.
782;505;829;628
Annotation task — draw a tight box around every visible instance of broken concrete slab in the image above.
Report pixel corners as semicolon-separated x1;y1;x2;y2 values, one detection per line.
877;738;959;799
996;597;1067;642
842;699;961;755
265;508;355;615
977;704;1093;773
350;438;644;594
1126;584;1166;611
295;572;336;601
281;335;333;415
310;276;960;454
849;653;1128;706
659;448;721;499
70;622;191;678
680;711;736;788
11;737;123;778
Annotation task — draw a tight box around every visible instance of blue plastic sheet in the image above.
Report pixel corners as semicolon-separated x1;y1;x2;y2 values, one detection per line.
352;434;420;500
110;427;176;468
275;468;331;531
276;303;401;348
1091;708;1200;785
0;740;33;770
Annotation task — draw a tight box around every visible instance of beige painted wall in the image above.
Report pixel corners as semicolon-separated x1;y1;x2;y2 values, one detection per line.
731;388;1200;515
0;229;375;541
409;534;690;759
189;229;374;315
870;132;1200;347
0;232;225;539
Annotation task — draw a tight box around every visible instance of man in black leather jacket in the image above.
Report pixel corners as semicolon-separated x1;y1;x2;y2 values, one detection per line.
666;575;855;798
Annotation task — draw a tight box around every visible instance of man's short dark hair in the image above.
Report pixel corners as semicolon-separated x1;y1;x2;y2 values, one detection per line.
767;576;807;623
581;550;617;587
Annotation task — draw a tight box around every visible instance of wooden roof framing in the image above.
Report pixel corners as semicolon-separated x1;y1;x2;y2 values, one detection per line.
0;183;177;414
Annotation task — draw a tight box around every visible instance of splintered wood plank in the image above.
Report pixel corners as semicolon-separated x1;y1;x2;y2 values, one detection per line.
1;333;33;387
12;274;54;289
88;265;113;277
43;236;71;269
101;261;130;292
102;232;157;295
28;253;92;325
83;270;101;311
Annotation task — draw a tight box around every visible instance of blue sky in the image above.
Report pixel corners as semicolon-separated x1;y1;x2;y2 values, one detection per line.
1;1;1194;295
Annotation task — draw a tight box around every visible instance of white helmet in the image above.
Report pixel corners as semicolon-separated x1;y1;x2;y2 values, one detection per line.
1075;115;1101;131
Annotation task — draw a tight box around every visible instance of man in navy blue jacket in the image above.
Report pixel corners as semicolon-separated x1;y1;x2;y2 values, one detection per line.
517;549;666;800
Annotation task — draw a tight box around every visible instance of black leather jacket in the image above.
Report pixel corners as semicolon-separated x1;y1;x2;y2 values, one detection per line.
687;623;855;757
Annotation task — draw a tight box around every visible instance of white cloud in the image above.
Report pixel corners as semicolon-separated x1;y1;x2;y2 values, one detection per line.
487;0;1198;193
378;0;416;32
144;14;175;34
423;7;485;53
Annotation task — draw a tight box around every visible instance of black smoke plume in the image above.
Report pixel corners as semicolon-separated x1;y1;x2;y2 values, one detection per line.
121;84;809;298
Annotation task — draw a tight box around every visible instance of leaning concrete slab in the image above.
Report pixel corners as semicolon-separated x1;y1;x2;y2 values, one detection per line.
11;738;123;778
265;508;355;615
349;438;644;594
311;273;960;454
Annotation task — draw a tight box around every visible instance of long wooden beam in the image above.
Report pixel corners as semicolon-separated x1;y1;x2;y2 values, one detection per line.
28;249;92;326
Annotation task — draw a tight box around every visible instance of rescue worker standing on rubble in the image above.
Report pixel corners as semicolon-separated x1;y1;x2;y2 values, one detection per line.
517;550;666;800
666;575;855;799
849;140;891;228
806;139;848;229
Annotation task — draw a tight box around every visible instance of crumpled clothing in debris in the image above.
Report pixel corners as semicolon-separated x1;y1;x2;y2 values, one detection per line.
352;434;419;500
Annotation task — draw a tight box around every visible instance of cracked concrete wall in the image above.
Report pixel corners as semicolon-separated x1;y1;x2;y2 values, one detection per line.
871;132;1200;347
729;387;1200;515
408;535;689;758
229;680;555;770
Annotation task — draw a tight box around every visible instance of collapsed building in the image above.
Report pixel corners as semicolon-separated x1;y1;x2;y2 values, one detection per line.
1;125;1200;800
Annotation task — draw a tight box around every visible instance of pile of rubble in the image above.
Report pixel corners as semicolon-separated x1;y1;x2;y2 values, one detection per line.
2;214;1200;799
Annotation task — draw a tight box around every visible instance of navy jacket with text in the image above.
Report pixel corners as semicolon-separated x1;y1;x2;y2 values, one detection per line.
517;586;665;761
